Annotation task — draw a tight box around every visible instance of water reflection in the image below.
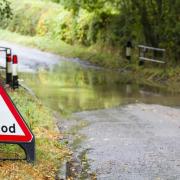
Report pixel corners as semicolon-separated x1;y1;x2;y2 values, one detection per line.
21;62;180;114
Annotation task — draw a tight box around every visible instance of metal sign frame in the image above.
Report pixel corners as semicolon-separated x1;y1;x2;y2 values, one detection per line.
0;47;12;84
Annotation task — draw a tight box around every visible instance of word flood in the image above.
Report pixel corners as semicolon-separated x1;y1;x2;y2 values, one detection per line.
0;124;16;133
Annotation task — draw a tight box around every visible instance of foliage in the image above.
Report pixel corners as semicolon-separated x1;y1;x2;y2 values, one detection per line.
59;0;180;61
128;0;180;61
1;0;179;63
0;0;12;20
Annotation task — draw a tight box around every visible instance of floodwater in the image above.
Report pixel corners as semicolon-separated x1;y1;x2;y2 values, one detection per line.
0;40;179;113
21;61;180;115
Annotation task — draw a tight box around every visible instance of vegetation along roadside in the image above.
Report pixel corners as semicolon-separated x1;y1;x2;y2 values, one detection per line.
0;86;71;179
0;0;179;89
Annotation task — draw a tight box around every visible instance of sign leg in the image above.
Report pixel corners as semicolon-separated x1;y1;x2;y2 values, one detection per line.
19;138;35;163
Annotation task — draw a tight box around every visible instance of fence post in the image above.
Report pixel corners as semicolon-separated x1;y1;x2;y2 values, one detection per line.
12;55;19;89
126;41;132;62
6;49;12;85
139;47;145;66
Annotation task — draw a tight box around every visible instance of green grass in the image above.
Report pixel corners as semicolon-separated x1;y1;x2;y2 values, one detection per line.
0;88;71;179
0;29;121;68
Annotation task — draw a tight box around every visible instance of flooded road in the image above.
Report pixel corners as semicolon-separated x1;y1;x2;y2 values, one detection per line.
1;41;180;179
22;60;180;179
21;61;180;114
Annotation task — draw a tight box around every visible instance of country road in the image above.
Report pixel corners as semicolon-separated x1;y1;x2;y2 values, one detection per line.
68;104;180;179
0;40;99;72
1;41;180;179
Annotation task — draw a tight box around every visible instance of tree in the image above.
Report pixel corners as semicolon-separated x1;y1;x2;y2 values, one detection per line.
58;0;179;60
0;0;12;20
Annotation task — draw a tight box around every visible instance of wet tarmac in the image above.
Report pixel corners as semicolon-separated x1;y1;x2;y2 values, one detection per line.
0;40;100;73
68;104;180;179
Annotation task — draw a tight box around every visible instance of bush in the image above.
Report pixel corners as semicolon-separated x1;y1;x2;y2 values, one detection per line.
1;0;179;63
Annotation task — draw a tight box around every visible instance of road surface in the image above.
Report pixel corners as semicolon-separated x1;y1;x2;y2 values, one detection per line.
68;104;180;179
0;40;99;73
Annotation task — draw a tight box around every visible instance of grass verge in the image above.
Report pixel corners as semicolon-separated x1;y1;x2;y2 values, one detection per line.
0;88;71;179
0;29;121;68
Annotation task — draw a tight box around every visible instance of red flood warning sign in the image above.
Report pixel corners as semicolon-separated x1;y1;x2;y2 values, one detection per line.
0;86;33;143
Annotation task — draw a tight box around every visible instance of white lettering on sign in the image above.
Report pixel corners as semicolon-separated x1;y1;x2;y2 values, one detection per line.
0;96;24;136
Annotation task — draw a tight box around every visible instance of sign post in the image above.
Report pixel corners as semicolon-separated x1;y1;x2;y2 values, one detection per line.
0;86;35;163
6;48;12;85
